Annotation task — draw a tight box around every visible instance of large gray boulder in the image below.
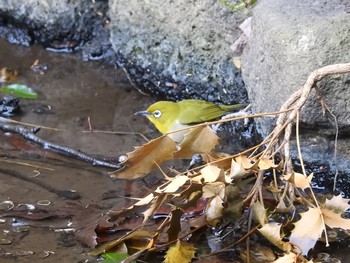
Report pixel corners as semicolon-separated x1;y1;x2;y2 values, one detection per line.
0;0;110;59
242;0;350;173
108;0;248;103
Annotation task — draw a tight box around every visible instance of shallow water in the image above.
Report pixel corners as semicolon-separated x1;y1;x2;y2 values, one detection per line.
0;39;157;262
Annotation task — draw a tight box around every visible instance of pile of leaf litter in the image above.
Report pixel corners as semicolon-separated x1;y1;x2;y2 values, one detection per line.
1;64;350;263
98;64;350;262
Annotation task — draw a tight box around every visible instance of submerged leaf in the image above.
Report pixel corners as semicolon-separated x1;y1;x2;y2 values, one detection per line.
164;241;196;263
110;135;177;179
1;83;38;99
101;251;128;263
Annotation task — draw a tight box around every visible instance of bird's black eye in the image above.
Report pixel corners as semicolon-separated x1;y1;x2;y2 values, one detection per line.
153;110;162;118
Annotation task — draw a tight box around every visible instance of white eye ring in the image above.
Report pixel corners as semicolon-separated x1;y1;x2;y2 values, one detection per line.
153;110;162;118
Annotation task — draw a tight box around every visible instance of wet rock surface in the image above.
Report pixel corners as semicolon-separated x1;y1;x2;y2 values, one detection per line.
108;0;248;103
242;0;350;174
0;0;249;104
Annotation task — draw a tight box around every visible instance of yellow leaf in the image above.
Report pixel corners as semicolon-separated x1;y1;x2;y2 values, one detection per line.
174;126;219;159
289;207;323;255
283;172;313;190
110;135;177;179
258;222;291;251
164;241;196;263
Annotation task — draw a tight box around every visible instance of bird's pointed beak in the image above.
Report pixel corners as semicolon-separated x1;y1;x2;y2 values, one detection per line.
134;110;151;116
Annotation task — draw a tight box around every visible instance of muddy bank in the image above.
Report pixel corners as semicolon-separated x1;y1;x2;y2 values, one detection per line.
0;38;156;262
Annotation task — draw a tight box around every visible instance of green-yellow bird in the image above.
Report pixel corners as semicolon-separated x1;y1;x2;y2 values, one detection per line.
135;99;247;143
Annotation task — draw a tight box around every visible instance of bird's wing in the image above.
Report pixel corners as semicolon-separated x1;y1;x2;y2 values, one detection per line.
177;100;225;124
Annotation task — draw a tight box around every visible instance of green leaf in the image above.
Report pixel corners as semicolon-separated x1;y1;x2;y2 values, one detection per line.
1;83;38;99
101;252;128;263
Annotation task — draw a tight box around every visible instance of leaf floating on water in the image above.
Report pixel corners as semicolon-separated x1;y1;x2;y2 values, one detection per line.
1;83;38;99
164;241;196;263
110;135;177;179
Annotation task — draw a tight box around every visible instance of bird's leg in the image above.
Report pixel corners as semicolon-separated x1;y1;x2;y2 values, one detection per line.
212;104;251;132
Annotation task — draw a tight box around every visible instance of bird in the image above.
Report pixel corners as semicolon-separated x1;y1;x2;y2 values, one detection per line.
135;99;247;143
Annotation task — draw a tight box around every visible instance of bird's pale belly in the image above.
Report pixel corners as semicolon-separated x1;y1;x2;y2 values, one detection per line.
168;121;190;143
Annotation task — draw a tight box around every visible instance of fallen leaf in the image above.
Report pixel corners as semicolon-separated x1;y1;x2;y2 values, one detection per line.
258;158;279;170
142;193;167;223
227;157;249;181
167;209;183;242
164;241;196;263
110;135;177;179
174;126;219;159
273;252;298;263
200;165;224;183
205;194;225;226
156;175;189;194
0;67;18;82
283;172;313;190
289;207;324;255
258;222;291;251
252;201;267;226
202;182;225;200
324;194;350;213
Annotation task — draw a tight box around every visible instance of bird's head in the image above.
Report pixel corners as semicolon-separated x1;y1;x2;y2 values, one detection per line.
135;101;179;134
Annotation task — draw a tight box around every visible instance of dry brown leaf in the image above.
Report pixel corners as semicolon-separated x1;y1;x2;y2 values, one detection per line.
202;182;226;200
164;241;196;263
134;193;155;206
156;175;189;194
289;207;324;255
167;209;183;242
206;195;224;226
174;126;219;159
258;222;292;252
321;207;350;229
200;165;224;183
258;158;280;170
324;194;350;213
240;244;276;263
142;193;167;223
110;135;177;179
273;252;298;263
252;201;267;226
0;67;18;82
283;172;313;190
227;157;249;181
236;155;259;170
